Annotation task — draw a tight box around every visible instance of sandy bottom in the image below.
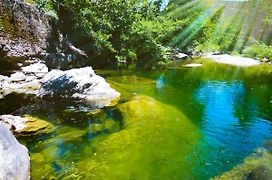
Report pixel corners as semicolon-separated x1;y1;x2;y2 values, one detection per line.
206;54;261;67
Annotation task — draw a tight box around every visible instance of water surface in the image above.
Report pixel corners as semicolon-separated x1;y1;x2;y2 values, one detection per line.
1;61;271;179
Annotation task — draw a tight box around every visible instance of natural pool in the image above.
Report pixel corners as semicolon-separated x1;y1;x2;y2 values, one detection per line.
1;60;272;179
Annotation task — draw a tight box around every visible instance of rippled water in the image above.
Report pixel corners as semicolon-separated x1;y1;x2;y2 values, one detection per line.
1;61;272;179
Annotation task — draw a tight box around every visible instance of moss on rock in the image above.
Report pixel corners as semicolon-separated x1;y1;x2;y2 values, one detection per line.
20;115;54;136
214;148;272;180
73;94;200;179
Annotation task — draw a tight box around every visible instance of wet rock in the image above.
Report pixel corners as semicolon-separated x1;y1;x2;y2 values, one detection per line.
0;114;54;136
38;67;120;108
0;124;30;180
22;115;54;136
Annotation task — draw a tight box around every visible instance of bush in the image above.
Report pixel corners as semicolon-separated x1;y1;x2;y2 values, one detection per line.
243;43;272;61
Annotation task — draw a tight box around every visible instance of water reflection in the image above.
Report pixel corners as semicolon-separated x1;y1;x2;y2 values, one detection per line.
194;80;272;178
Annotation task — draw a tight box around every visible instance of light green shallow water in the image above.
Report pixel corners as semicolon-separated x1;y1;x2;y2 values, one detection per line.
1;60;272;179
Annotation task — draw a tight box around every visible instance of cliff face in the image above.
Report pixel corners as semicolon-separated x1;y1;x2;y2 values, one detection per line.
0;0;52;49
0;0;88;70
0;0;54;69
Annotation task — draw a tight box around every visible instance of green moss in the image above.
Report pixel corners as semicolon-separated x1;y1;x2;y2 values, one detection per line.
30;153;57;179
72;94;200;179
35;126;87;151
20;115;54;136
214;148;272;179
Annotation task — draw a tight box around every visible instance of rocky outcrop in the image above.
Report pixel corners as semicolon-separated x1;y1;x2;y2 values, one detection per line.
1;63;120;108
0;33;45;63
0;114;54;136
0;62;46;97
0;124;30;180
38;67;120;108
0;0;51;47
0;0;52;67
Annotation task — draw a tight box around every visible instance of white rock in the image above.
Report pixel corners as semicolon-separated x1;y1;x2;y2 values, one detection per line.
206;54;261;67
38;67;120;108
25;75;37;82
175;53;188;59
10;72;27;82
1;80;41;96
0;124;30;180
0;115;28;132
21;62;48;78
0;75;8;82
184;63;203;67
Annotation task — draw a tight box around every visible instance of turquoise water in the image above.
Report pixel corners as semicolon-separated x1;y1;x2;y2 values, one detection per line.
0;61;272;179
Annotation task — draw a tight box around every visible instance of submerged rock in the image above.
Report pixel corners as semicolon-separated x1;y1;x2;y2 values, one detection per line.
214;148;272;180
38;67;120;108
0;124;30;180
0;114;54;136
72;94;199;179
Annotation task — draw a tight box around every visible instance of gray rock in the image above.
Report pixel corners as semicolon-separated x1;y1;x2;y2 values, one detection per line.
38;67;120;108
0;124;30;180
0;0;52;48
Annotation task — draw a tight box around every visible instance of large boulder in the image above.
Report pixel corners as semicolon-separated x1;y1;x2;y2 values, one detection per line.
0;124;30;180
38;67;120;108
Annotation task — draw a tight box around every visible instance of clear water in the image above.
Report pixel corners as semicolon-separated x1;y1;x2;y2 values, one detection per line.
1;61;272;179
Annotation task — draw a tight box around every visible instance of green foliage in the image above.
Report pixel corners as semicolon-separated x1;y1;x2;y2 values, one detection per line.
38;0;177;68
33;0;271;68
34;0;58;19
242;43;272;61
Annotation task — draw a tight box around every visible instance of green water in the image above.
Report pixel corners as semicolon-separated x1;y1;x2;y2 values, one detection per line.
1;60;272;179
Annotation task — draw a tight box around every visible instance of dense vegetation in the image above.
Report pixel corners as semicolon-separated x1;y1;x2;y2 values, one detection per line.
33;0;271;68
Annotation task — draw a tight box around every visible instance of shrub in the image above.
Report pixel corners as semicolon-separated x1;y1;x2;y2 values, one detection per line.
243;43;272;61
